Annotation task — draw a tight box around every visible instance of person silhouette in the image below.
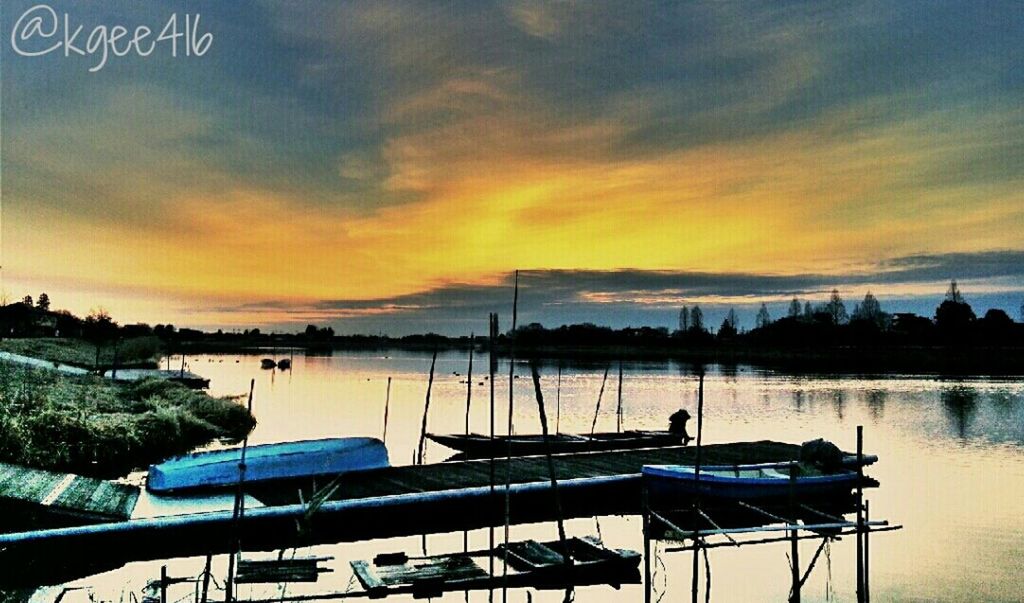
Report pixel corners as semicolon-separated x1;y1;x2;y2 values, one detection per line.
668;408;692;441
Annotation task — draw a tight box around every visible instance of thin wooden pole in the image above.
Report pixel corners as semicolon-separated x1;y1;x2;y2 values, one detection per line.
465;335;475;435
529;362;571;576
864;500;871;603
691;368;706;603
616;361;624;433
502;271;519;602
555;363;562;435
160;565;168;603
382;377;392;446
487;313;498;602
416;351;438;465
856;425;864;603
643;480;652;603
200;554;212;603
589;366;611;438
226;379;255;602
789;468;801;603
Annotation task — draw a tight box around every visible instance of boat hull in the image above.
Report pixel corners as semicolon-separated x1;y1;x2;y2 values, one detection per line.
428;431;684;458
643;463;860;503
146;437;389;493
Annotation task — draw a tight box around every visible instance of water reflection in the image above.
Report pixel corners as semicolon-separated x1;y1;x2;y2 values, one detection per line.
941;385;979;440
865;390;887;420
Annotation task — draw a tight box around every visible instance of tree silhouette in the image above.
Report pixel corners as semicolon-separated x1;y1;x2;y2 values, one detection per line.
678;306;690;332
787;298;801;318
935;281;975;341
803;301;813;320
946;280;965;303
22;295;32;307
824;289;848;325
36;293;50;312
719;308;739;338
852;291;886;327
756;303;772;328
690;306;705;332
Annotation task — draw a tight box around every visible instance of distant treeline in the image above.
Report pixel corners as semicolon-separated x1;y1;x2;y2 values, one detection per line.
5;281;1023;364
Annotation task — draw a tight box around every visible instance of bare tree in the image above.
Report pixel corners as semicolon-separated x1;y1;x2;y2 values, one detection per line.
756;303;772;328
803;301;813;319
678;306;690;332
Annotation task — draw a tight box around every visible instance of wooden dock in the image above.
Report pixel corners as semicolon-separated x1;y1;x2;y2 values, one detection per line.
0;441;816;587
251;440;802;505
0;462;138;525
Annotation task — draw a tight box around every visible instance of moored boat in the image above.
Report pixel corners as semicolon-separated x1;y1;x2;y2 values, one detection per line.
642;461;862;502
428;430;686;458
146;437;389;493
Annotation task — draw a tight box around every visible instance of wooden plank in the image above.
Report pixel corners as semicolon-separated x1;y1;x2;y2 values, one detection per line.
351;560;383;591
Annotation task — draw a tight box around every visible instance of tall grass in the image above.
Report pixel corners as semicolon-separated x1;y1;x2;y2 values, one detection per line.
0;361;255;478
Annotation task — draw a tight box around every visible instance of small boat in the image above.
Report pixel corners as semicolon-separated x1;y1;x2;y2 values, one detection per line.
428;431;687;458
277;358;292;370
351;536;641;598
146;437;389;493
642;462;862;502
260;358;276;369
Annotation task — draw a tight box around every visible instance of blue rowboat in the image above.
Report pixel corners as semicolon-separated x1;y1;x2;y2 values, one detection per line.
147;437;389;493
642;462;859;502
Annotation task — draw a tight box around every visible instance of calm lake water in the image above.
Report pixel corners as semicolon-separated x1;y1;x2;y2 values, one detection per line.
75;350;1024;602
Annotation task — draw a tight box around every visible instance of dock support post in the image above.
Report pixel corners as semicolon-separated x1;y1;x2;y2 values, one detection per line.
856;425;864;603
160;565;168;603
643;482;652;603
789;470;800;603
691;367;705;603
864;500;871;603
200;554;212;603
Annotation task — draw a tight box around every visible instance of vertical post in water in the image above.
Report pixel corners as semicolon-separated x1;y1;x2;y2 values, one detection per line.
382;377;392;446
555;363;562;435
643;481;652;603
160;565;168;603
616;360;624;433
856;425;865;603
789;468;801;603
200;553;212;603
416;350;438;465
488;313;498;599
864;500;871;603
226;379;255;603
180;353;186;378
502;271;519;602
465;334;475;435
691;367;705;603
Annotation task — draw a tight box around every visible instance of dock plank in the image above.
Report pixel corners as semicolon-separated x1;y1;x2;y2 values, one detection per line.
0;462;139;522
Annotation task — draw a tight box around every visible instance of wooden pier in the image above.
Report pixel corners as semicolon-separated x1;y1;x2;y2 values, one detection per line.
0;462;138;526
0;441;827;587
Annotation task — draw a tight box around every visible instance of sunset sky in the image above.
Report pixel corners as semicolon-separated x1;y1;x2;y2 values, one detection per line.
2;1;1022;334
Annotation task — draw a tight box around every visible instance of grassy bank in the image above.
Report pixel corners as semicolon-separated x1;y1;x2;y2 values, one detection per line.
0;361;255;478
0;337;160;370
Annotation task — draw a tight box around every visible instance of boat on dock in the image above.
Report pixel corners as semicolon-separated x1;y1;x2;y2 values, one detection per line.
428;430;687;458
351;536;640;597
642;461;865;503
429;408;693;458
146;437;389;494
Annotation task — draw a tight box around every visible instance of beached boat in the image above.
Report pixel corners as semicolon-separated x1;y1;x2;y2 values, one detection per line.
351;536;641;597
146;437;389;493
642;462;861;502
427;431;687;458
260;358;277;369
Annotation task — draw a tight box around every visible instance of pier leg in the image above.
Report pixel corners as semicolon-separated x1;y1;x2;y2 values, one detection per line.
790;470;800;603
160;565;168;603
864;500;871;603
643;483;652;603
200;554;212;603
856;425;864;603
